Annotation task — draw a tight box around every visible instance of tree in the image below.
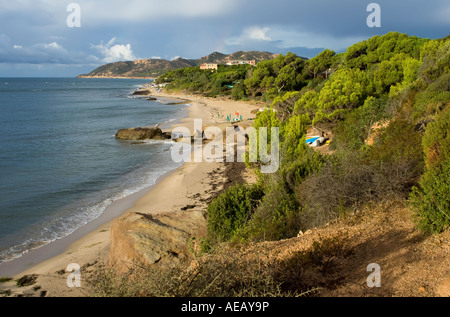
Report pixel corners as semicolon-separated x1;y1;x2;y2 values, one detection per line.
294;90;319;117
313;68;368;125
271;91;301;121
280;113;310;162
305;49;336;79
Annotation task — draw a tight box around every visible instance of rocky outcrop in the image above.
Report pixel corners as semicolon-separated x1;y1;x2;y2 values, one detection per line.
109;210;206;272
115;127;171;141
131;89;152;96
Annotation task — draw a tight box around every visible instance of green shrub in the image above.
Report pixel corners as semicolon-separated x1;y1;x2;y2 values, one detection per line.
16;274;38;287
0;277;12;283
410;165;450;233
333;96;389;151
231;83;247;100
410;108;450;233
206;183;264;243
244;182;301;241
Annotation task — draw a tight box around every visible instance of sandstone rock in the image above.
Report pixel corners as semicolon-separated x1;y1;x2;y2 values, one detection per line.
109;210;206;272
115;127;170;141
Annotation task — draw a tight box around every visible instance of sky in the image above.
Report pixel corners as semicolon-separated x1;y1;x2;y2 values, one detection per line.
0;0;449;77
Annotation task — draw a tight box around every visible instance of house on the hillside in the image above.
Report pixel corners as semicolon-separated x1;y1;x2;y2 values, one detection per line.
200;63;218;70
225;60;256;66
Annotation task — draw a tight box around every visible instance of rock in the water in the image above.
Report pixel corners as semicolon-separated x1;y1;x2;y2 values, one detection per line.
109;210;206;272
131;89;151;96
115;127;170;141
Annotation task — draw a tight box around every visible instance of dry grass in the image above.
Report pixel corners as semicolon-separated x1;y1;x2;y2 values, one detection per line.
86;231;355;297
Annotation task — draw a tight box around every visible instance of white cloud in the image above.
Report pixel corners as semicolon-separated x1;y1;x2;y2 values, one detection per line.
226;26;273;46
91;37;136;63
44;42;63;50
247;26;272;41
13;45;22;49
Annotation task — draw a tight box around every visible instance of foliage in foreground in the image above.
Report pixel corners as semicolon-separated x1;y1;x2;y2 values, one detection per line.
88;232;353;297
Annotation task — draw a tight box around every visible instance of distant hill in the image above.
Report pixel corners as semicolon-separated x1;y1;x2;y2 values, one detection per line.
77;51;278;78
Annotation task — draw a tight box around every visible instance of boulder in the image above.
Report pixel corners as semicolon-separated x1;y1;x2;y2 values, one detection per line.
131;89;151;96
115;127;170;141
109;210;206;272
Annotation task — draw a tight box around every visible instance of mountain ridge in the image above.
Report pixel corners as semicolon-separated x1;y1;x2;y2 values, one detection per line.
78;51;279;78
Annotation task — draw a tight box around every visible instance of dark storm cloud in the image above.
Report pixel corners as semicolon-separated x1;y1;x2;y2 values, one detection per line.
0;0;448;76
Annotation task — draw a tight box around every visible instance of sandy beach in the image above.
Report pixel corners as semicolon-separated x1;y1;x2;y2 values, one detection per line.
0;87;261;297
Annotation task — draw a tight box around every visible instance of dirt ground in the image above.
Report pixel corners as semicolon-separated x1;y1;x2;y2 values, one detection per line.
242;200;450;297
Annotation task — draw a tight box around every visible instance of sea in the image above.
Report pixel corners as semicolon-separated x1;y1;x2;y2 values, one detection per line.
0;77;188;268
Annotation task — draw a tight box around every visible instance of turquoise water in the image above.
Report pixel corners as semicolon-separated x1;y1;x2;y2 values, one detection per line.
0;78;186;264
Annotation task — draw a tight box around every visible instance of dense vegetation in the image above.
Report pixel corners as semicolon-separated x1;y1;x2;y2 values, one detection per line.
89;32;449;297
156;32;449;246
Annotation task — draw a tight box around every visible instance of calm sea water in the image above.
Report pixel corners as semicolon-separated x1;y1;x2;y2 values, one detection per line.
0;77;186;264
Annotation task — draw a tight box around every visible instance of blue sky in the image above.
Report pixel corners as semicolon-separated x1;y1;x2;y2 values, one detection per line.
0;0;449;77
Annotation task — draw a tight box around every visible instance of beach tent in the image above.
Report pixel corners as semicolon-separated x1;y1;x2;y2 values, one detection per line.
305;136;324;147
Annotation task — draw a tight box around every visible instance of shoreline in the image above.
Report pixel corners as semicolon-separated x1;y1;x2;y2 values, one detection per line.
0;90;189;277
0;86;190;277
0;87;260;297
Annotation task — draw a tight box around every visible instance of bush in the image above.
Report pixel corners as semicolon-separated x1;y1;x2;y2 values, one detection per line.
333;96;389;151
244;181;301;241
273;231;353;292
16;274;38;287
409;107;450;233
296;153;376;229
206;183;264;243
297;121;424;230
231;83;247;100
410;165;450;233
